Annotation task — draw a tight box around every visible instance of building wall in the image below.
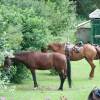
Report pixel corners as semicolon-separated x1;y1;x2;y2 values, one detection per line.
75;28;91;43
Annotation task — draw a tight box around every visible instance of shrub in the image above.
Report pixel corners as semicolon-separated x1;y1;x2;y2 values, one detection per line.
0;69;9;89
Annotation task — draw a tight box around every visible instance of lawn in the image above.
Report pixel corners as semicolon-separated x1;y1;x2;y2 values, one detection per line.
0;59;100;100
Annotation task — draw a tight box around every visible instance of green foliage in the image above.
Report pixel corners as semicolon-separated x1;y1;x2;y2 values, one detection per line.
0;5;23;51
0;70;9;89
0;0;77;83
74;0;97;18
0;5;25;84
10;64;29;83
49;0;76;35
93;0;100;8
21;14;53;50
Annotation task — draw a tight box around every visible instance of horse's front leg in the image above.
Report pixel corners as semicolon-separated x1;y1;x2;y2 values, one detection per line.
86;58;96;79
58;72;66;90
31;70;38;88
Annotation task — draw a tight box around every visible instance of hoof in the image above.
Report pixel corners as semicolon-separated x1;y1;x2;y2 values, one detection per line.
89;77;93;80
60;96;67;100
33;87;38;90
58;88;63;91
69;86;72;88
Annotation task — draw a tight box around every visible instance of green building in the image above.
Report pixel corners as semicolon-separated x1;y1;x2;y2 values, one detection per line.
76;9;100;44
89;9;100;44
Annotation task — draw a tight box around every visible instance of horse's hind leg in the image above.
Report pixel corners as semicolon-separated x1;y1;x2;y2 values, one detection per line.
86;58;96;79
31;70;38;88
58;72;66;90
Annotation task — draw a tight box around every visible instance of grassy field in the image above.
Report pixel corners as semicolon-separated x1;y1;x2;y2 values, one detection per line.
0;59;100;100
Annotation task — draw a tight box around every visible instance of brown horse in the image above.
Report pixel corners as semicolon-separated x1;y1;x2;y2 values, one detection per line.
42;42;100;79
4;51;71;90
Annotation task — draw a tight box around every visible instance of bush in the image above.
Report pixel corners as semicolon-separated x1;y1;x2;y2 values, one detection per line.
0;5;26;84
0;69;9;89
10;64;29;83
21;15;53;50
0;0;77;82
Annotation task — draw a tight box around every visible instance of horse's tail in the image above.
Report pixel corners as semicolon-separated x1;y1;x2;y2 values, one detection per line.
98;56;100;68
95;46;100;66
66;57;72;88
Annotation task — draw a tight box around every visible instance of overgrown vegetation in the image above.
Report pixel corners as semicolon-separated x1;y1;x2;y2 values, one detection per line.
0;0;77;85
0;0;98;86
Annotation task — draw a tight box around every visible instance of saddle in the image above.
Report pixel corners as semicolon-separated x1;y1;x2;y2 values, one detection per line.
65;43;83;58
73;45;83;53
73;41;84;53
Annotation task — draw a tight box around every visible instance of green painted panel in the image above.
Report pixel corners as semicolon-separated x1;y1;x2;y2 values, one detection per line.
91;19;100;44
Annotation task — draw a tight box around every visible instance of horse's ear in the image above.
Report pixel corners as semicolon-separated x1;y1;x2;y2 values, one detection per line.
48;44;52;49
8;53;15;58
5;51;15;58
48;44;51;47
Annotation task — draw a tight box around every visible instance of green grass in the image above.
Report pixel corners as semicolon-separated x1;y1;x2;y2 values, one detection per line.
0;59;100;100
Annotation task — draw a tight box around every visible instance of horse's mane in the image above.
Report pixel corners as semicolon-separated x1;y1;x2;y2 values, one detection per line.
49;43;65;47
14;51;34;56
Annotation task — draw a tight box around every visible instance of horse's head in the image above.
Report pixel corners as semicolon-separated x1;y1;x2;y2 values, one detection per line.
88;88;100;100
4;53;15;70
4;56;12;70
48;43;64;51
41;43;58;52
47;43;66;54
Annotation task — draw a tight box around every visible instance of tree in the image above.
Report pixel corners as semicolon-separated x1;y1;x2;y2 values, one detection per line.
0;0;77;83
71;0;97;18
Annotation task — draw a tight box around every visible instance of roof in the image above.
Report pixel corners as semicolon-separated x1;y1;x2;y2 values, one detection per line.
76;20;91;28
89;9;100;18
